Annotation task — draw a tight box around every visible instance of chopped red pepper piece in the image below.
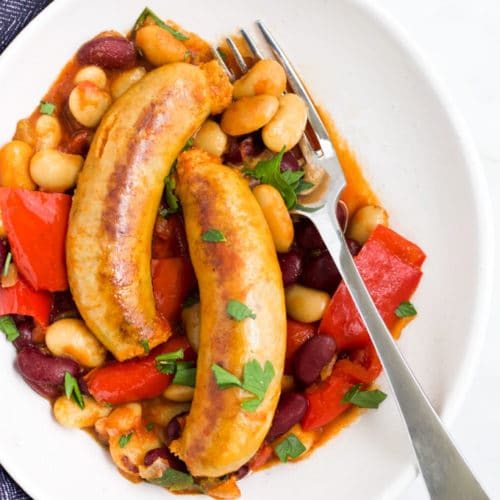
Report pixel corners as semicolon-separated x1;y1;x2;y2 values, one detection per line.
333;343;382;384
0;188;71;292
152;214;189;259
0;276;52;326
301;372;354;431
85;336;194;406
152;257;196;323
319;225;425;351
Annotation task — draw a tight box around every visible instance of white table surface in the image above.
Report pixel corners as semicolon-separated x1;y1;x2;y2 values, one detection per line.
374;1;500;498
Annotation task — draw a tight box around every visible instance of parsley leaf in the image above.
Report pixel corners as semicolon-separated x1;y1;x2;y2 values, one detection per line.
274;433;306;463
201;229;226;242
163;173;179;215
64;372;85;409
341;384;387;409
226;300;256;321
172;361;197;387
146;422;154;432
211;359;275;411
217;48;228;62
39;101;55;115
2;251;12;277
140;339;150;354
395;301;417;318
148;468;195;491
0;315;19;342
118;432;133;448
155;348;185;375
132;7;189;41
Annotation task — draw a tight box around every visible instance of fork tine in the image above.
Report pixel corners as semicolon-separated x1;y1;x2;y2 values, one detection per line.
256;20;335;158
212;47;234;81
225;37;248;73
240;29;264;60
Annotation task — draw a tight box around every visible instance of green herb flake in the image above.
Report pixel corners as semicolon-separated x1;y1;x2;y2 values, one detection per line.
274;433;306;463
118;432;133;448
294;203;324;213
201;229;226;243
182;291;200;308
226;300;256;321
149;467;195;491
132;7;189;41
395;301;417;318
184;50;191;62
217;48;228;62
64;372;85;409
211;359;275;412
103;402;113;409
39;101;56;115
0;315;19;342
172;364;197;387
155;348;185;375
140;339;150;354
341;384;387;409
2;251;12;277
146;422;154;432
162;173;179;215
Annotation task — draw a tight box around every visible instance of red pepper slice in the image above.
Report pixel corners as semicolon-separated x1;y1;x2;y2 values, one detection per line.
85;336;194;406
152;257;196;323
0;188;71;292
333;343;382;384
319;225;425;351
0;277;52;326
301;373;354;431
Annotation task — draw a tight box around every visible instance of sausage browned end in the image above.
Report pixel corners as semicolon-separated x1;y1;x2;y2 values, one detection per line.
171;149;287;477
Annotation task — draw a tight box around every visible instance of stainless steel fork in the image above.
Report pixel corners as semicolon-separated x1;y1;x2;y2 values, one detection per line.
217;21;489;500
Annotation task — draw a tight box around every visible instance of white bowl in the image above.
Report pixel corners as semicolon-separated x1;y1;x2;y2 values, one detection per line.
0;0;493;499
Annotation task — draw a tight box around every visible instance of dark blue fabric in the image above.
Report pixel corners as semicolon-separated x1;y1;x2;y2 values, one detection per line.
0;1;52;496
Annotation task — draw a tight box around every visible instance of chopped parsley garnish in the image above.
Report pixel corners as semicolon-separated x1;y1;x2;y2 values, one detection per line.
274;434;306;463
172;361;196;387
2;251;12;277
39;101;56;115
341;384;387;409
148;468;196;491
162;173;179;216
118;432;133;448
243;147;311;210
212;359;275;411
64;372;85;409
395;301;417;318
155;348;185;375
226;300;256;321
132;7;189;41
140;339;150;354
201;229;226;242
216;48;228;62
146;422;154;432
0;315;19;342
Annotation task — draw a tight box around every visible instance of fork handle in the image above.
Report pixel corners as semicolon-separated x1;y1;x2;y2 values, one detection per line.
308;206;488;500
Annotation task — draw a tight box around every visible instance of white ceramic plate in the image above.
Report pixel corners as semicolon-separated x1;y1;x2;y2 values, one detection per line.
0;0;493;499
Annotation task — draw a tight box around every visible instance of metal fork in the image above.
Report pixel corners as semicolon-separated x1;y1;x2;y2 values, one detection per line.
217;21;489;500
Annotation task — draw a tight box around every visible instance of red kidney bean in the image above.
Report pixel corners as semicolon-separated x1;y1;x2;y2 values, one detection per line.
13;316;35;351
77;36;136;69
267;392;308;442
0;238;8;270
280;151;301;172
236;465;250;480
166;415;182;442
144;447;187;471
63;129;93;156
23;377;61;399
301;251;341;293
347;238;362;256
223;137;242;164
278;250;303;287
239;133;264;162
49;291;81;324
295;219;325;250
294;335;336;386
17;347;80;386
